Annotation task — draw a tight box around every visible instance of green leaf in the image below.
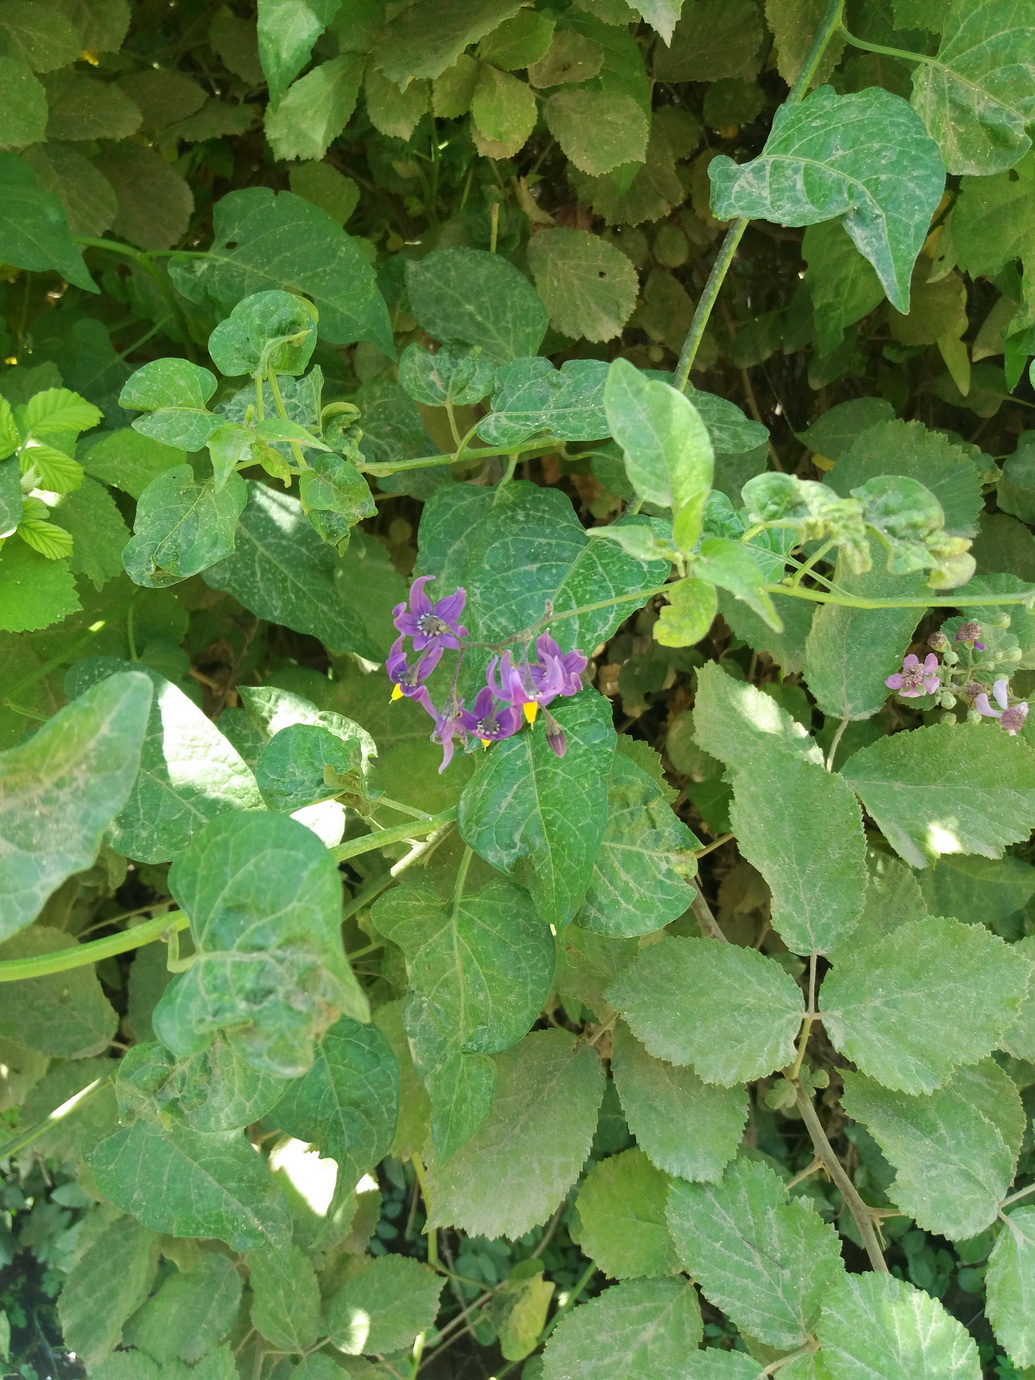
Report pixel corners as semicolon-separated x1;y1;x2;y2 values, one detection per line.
812;1272;981;1379
255;719;375;812
729;749;867;954
802;220;884;356
0;1;82;70
18;385;95;441
820;914;1032;1093
915;854;1035;931
479;10;556;69
169;188;393;355
765;0;844;87
325;1255;445;1355
247;1242;321;1352
574;1147;680;1278
91;143;193;253
528;27;604;86
0;57;46;148
911;0;1035;175
604;358;714;553
477;357;606;447
269;1015;398;1185
20;136;119;235
298;451;376;555
692;660;821;773
122;1252;242;1364
0;456;20;531
123;467;247;588
0;152;97;292
840;722;1035;868
146;1038;289;1134
405;247;548;361
0;924;117;1056
65;658;263;865
117;69;206;130
373;880;554;1159
18;439;82;493
610;1022;747;1182
288;160;360;224
265;52;365;161
709;85;945;312
606;935;804;1084
425;1028;605;1239
258;0;342;105
207;290;318;379
695;537;781;630
668;1158;845;1349
374;0;526;81
577;745;698;938
653;0;765;82
52;477;130;590
987;1206;1035;1368
202;480;381;658
0;538;79;631
527;228;639;343
543;88;649;176
1002;934;1035;1059
840;1060;1023;1240
86;1118;291;1251
120;358;220;451
80;428;185;499
0;670;150;941
653;577;718;648
58;1216;159;1369
42;69;141;140
471;63;536;153
399;342;496;409
491;1261;553;1362
542;1278;703;1380
364;66;429;140
155;810;367;1077
458;694;616;929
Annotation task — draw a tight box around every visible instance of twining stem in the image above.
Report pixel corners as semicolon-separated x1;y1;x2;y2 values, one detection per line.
793;1085;888;1273
673;0;845;390
331;808;457;864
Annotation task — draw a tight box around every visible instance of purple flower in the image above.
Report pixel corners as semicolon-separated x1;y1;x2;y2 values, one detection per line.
974;678;1029;735
393;576;468;651
535;634;588;698
543;708;567;758
386;635;441;711
886;652;941;698
459;687;522;745
955;621;986;651
488;637;587;723
431;697;467;773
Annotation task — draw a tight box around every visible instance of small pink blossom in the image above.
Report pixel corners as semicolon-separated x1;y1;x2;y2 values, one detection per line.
886;652;940;698
974;678;1029;735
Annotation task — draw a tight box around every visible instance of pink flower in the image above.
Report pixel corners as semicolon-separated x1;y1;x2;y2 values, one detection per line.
974;678;1029;735
886;653;940;698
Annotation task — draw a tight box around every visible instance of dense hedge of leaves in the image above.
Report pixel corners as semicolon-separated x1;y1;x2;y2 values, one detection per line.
4;0;1035;1378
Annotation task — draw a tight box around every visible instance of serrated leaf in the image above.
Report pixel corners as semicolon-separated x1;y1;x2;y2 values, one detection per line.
813;1272;981;1379
575;1147;680;1278
18;440;83;493
607;936;804;1084
471;63;536;152
841;1061;1023;1240
577;747;698;937
458;694;616;930
0;1;81;70
916;853;1035;931
16;517;74;560
52;477;130;590
0;151;96;292
122;1252;242;1364
169;188;393;355
820;914;1032;1093
840;722;1035;868
0;58;46;150
325;1255;445;1355
911;0;1035;176
372;880;554;1159
527;228;638;343
0;539;80;631
22;386;100;436
604;358;713;552
58;1217;158;1368
611;1022;747;1182
288;159;360;224
270;1016;398;1186
654;0;765;82
265;53;365;161
42;69;141;140
0;671;150;940
692;660;821;772
123;467;247;588
65;657;262;864
666;1158;845;1349
425;1028;605;1239
709;85;945;312
542;1278;702;1380
0;924;117;1055
202;480;380;659
257;0;341;105
247;1242;321;1352
544;88;649;176
154;810;367;1078
86;1118;291;1251
729;749;867;954
405;247;548;362
375;0;526;81
1001;933;1035;1059
987;1207;1035;1368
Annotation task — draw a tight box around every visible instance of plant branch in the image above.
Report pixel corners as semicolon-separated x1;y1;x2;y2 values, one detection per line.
0;1076;110;1160
0;911;190;983
793;1085;888;1273
331;808;457;864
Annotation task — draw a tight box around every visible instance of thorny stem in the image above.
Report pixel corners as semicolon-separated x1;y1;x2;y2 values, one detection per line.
673;0;845;390
793;1085;888;1273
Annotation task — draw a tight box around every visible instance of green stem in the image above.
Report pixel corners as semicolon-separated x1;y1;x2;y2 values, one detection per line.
673;0;845;392
0;912;190;983
839;23;936;66
1000;1180;1035;1210
0;1077;111;1160
331;808;457;864
266;366;309;471
73;237;197;362
768;583;1035;611
357;439;567;475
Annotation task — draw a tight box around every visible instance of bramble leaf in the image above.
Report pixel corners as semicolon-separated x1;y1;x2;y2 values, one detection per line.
541;1278;703;1380
527;229;639;343
986;1207;1035;1368
247;1243;321;1353
57;1217;159;1369
574;1147;680;1278
325;1255;444;1355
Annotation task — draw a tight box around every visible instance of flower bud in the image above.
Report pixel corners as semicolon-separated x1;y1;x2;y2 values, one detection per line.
991;613;1011;629
543;709;567;758
943;650;959;666
956;621;983;646
1004;646;1023;662
928;630;950;652
938;691;956;710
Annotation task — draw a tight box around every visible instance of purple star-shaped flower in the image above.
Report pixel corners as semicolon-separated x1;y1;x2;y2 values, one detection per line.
886;653;940;698
431;697;467;772
974;678;1029;735
393;576;468;651
488;637;587;723
386;635;441;711
459;687;522;745
535;634;587;698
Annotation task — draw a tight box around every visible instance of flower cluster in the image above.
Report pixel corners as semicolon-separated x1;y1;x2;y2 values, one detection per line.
885;621;1028;735
387;576;588;770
